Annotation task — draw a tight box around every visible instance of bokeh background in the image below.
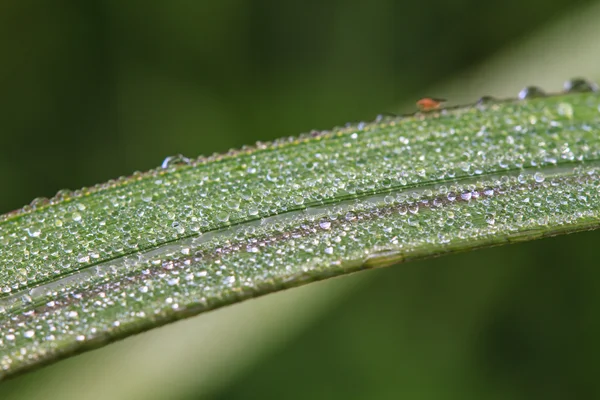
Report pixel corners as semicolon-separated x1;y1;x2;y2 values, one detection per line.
1;1;600;399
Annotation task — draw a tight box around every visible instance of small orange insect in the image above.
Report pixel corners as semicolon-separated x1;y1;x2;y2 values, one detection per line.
416;97;446;112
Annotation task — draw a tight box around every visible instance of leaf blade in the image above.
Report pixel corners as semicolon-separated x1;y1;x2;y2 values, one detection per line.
1;92;600;379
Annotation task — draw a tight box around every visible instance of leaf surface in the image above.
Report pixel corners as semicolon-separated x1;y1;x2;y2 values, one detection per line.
1;89;600;379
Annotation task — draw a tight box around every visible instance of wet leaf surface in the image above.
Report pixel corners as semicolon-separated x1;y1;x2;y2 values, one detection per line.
1;86;600;380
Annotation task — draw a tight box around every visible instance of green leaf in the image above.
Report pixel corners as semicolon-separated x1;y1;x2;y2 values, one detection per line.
1;88;600;380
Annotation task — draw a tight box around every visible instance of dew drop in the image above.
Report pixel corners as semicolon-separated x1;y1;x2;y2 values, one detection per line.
30;197;50;208
27;227;42;238
226;200;240;210
563;78;598;93
161;154;191;169
534;172;545;183
292;195;305;205
518;86;546;100
319;219;332;230
216;212;230;223
55;189;73;200
557;103;574;119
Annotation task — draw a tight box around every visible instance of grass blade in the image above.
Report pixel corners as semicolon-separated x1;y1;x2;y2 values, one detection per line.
1;88;600;380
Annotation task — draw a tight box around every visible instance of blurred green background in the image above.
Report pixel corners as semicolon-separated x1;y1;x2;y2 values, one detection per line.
1;1;600;399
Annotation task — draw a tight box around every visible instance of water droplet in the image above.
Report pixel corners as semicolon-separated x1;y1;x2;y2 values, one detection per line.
171;221;185;234
216;212;230;223
55;189;73;200
27;227;42;238
226;200;240;210
161;154;191;169
518;86;546;100
534;172;545;183
319;219;331;230
563;78;598;93
292;195;305;205
30;197;50;208
557;103;574;119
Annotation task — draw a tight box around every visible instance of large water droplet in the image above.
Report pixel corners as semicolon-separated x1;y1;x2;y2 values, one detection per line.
557;103;574;119
319;218;332;230
534;172;545;183
161;154;191;169
26;227;42;238
518;86;546;100
216;211;230;223
563;78;598;93
30;197;50;209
